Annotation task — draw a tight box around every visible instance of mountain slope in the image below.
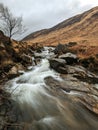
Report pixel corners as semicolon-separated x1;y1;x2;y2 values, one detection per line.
23;6;98;46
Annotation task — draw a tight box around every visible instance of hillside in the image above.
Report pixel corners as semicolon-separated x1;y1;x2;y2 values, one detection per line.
0;31;34;84
23;6;98;47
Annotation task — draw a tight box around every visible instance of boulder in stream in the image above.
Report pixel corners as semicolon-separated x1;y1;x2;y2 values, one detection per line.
54;43;68;54
49;58;67;74
59;52;78;65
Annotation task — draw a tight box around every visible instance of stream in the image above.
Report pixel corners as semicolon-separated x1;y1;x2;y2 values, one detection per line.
4;47;98;130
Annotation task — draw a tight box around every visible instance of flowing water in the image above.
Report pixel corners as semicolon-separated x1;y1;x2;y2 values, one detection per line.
5;47;98;130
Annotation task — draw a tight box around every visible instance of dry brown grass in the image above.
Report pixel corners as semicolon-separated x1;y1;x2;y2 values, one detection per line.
70;44;98;58
23;6;98;58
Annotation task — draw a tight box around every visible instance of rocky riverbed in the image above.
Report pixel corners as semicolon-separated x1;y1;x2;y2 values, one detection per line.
0;45;98;130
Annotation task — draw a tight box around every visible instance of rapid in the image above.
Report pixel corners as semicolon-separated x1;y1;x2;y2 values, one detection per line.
4;47;98;130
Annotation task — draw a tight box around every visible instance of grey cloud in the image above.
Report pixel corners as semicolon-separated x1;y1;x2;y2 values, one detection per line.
0;0;98;39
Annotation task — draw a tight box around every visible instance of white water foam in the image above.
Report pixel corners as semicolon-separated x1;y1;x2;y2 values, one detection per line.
6;58;61;104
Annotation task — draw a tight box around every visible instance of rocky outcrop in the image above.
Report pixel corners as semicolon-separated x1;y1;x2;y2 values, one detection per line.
59;53;78;65
44;72;98;115
49;52;79;74
20;54;32;65
49;58;67;74
52;43;98;74
49;56;98;84
48;45;98;90
54;42;77;55
0;31;34;84
54;43;68;55
47;45;98;116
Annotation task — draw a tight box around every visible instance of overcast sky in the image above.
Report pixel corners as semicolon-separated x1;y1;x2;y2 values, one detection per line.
0;0;98;39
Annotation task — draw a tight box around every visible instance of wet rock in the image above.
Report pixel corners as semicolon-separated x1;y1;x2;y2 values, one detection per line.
7;73;19;80
64;65;98;84
44;76;90;94
45;76;98;115
49;58;67;73
21;54;32;65
34;52;43;58
9;66;18;75
35;58;41;65
36;46;44;53
59;53;78;65
57;66;68;74
74;73;98;84
16;64;25;73
49;58;66;68
7;66;20;80
0;63;25;82
59;53;77;59
44;76;63;91
78;94;98;114
54;43;68;54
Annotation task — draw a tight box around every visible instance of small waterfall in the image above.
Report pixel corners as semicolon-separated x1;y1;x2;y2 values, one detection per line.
5;47;98;130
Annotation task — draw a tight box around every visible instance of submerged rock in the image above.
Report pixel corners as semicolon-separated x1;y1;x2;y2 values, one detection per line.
44;76;98;115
